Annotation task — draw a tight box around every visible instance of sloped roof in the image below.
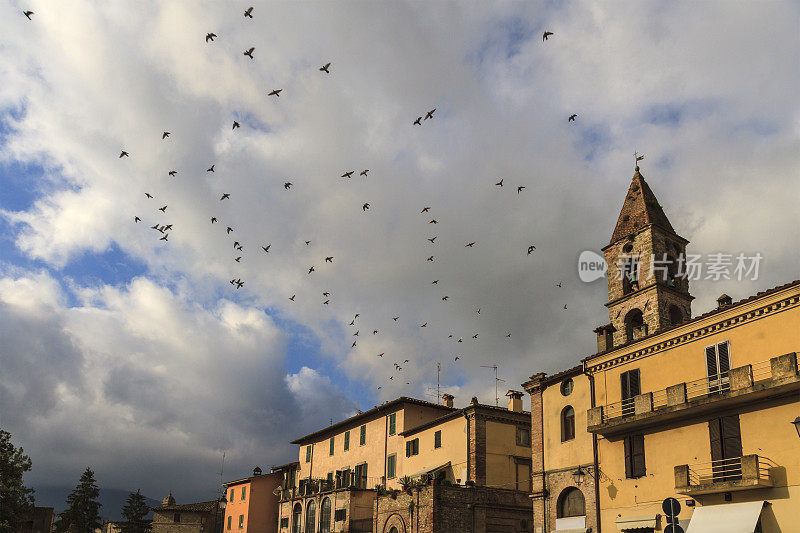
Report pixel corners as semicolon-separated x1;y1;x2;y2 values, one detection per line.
154;501;218;512
610;168;676;245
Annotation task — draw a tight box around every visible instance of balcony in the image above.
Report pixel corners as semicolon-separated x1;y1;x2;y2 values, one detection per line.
587;352;799;436
281;475;384;500
674;455;776;495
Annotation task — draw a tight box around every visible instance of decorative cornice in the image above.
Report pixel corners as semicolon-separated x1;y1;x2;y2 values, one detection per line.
587;293;800;373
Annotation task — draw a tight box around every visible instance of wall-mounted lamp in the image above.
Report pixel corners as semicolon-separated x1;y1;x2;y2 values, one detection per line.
572;466;594;485
792;416;800;438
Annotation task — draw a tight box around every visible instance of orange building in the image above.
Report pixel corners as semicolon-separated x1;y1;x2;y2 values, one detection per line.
223;467;284;533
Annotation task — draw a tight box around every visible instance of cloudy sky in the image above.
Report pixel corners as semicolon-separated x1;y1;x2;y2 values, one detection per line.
1;0;798;505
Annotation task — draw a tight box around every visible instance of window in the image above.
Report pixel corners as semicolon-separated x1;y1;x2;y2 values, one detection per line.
292;504;301;533
229;489;234;501
305;445;312;463
561;406;575;442
320;498;332;533
705;341;731;393
280;517;288;529
329;437;335;456
624;434;646;478
406;438;419;457
326;472;333;489
709;415;742;482
334;509;346;521
621;255;639;294
557;487;585;518
560;378;574;396
388;413;396;435
354;463;368;489
516;427;531;447
620;368;641;416
389;528;398;533
669;305;684;326
173;514;180;523
623;308;647;342
227;516;232;530
515;459;532;491
344;430;350;451
434;430;442;449
387;454;397;479
238;515;244;529
241;486;246;500
305;500;316;533
359;424;366;446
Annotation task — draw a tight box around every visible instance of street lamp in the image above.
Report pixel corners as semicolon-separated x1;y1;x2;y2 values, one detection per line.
792;416;800;438
572;467;586;485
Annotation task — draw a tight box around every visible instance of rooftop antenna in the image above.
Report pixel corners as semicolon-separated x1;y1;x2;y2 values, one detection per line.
218;451;226;494
480;364;505;406
425;362;442;403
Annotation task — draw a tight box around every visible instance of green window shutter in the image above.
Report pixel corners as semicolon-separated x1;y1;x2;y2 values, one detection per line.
388;413;396;435
241;486;246;500
360;424;366;445
406;441;412;457
306;445;312;463
330;437;335;456
344;431;350;451
434;430;441;449
387;454;396;479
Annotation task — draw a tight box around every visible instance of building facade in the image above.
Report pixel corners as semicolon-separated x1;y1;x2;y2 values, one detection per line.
152;493;224;533
223;467;284;533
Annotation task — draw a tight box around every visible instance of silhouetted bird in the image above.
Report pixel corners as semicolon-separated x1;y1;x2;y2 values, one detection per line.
320;63;331;73
425;109;436;120
308;266;315;274
466;242;475;247
262;245;271;253
244;48;254;59
168;170;177;176
517;186;525;194
427;256;434;261
360;169;369;177
162;132;170;139
232;121;240;130
211;217;217;223
413;117;422;126
568;114;578;122
159;205;167;212
542;31;553;41
244;7;253;18
206;33;216;42
234;257;241;263
428;237;437;243
268;89;282;97
23;10;34;19
362;203;370;211
527;245;536;255
160;234;168;241
325;256;333;262
421;323;427;327
220;193;230;200
341;171;354;178
134;216;140;223
284;182;292;189
289;294;296;301
421;207;430;213
392;317;399;321
495;179;503;187
227;227;233;234
432;280;439;284
119;151;129;158
145;193;153;198
207;165;215;172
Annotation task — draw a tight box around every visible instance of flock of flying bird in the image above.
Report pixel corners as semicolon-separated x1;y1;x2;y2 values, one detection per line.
21;7;575;394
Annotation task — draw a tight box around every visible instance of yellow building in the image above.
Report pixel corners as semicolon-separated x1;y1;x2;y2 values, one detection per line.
277;393;533;532
525;165;799;533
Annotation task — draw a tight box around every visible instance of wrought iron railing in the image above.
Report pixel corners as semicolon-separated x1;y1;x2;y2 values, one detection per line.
684;455;775;486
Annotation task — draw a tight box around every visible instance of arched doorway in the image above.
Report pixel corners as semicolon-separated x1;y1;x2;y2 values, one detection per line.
291;503;302;533
305;500;316;533
556;487;586;529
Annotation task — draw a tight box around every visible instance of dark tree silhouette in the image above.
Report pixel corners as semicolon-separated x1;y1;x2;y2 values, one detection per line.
119;490;151;533
55;468;102;533
0;430;35;533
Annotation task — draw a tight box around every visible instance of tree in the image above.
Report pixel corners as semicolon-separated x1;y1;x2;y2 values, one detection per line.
0;430;35;533
119;490;151;533
55;468;102;533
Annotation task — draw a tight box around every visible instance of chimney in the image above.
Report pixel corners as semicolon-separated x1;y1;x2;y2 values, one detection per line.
717;294;732;309
506;390;524;412
593;324;616;353
442;393;454;408
253;466;262;476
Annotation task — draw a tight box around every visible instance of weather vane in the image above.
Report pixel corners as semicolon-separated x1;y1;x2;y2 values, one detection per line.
634;151;645;169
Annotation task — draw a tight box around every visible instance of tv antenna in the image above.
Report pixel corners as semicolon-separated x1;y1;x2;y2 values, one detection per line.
425;362;442;403
218;451;226;495
480;364;505;406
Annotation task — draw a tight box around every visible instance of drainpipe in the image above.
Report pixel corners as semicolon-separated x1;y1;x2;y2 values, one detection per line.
588;371;602;533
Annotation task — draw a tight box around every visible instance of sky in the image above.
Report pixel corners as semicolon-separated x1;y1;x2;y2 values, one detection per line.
1;0;798;507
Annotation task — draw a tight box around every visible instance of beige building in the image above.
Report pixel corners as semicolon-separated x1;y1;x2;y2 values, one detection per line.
152;493;224;533
524;165;800;532
277;393;533;532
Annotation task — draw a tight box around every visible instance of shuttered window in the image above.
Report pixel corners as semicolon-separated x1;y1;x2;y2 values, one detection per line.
360;425;366;446
305;445;312;463
388;413;396;435
709;415;742;481
344;430;350;451
329;437;334;456
624;434;646;478
387;454;397;479
434;430;442;449
406;438;419;457
706;341;731;393
620;369;641;416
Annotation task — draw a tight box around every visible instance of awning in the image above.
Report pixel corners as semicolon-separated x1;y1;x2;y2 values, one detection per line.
615;514;658;530
686;501;766;533
408;461;451;479
549;529;588;533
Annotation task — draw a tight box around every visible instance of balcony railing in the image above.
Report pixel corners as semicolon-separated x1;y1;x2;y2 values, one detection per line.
675;455;776;495
284;475;385;499
587;352;799;435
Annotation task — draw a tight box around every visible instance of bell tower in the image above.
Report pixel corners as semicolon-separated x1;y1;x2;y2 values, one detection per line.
599;164;693;349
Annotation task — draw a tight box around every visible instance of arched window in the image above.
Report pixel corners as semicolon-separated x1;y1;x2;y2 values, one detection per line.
557;487;585;518
305;500;316;533
621;255;639;294
624;308;647;342
389;528;399;533
669;305;683;327
561;406;575;442
319;498;331;533
291;503;302;533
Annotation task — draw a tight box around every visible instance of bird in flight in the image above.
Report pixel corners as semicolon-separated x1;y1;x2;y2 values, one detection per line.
495;179;503;187
206;33;216;42
527;245;536;255
158;205;168;212
244;48;254;59
373;330;379;335
119;151;129;158
227;227;233;234
472;334;479;339
162;131;170;139
429;219;438;224
320;62;331;73
232;121;240;130
421;207;431;213
377;353;384;357
392;316;399;321
325;256;333;263
233;241;240;249
308;266;315;274
352;341;357;348
542;31;553;41
568;114;578;122
427;256;434;262
134;216;140;223
220;193;230;201
506;333;511;338
207;165;215;172
432;280;439;284
428;236;437;243
556;281;562;287
563;304;568;310
477;308;481;314
421;322;427;327
360;169;369;177
289;294;296;301
244;7;254;18
465;242;475;248
168;170;177;176
425;109;436;120
353;330;359;337
349;320;355;326
517;186;526;194
341;171;354;178
234;257;241;263
236;280;244;289
258;245;269;253
454;356;460;361
323;292;330;297
211;217;217;223
323;300;330;305
145;193;153;198
442;296;449;301
23;10;34;19
305;241;311;245
413;117;422;126
268;89;282;97
160;234;168;242
362;203;370;211
284;182;292;189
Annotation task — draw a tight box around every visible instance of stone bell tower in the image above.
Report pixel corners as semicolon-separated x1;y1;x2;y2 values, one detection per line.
595;164;694;350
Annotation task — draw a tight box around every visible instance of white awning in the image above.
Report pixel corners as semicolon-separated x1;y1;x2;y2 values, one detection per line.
687;501;766;533
408;461;451;479
615;514;658;530
549;529;588;533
